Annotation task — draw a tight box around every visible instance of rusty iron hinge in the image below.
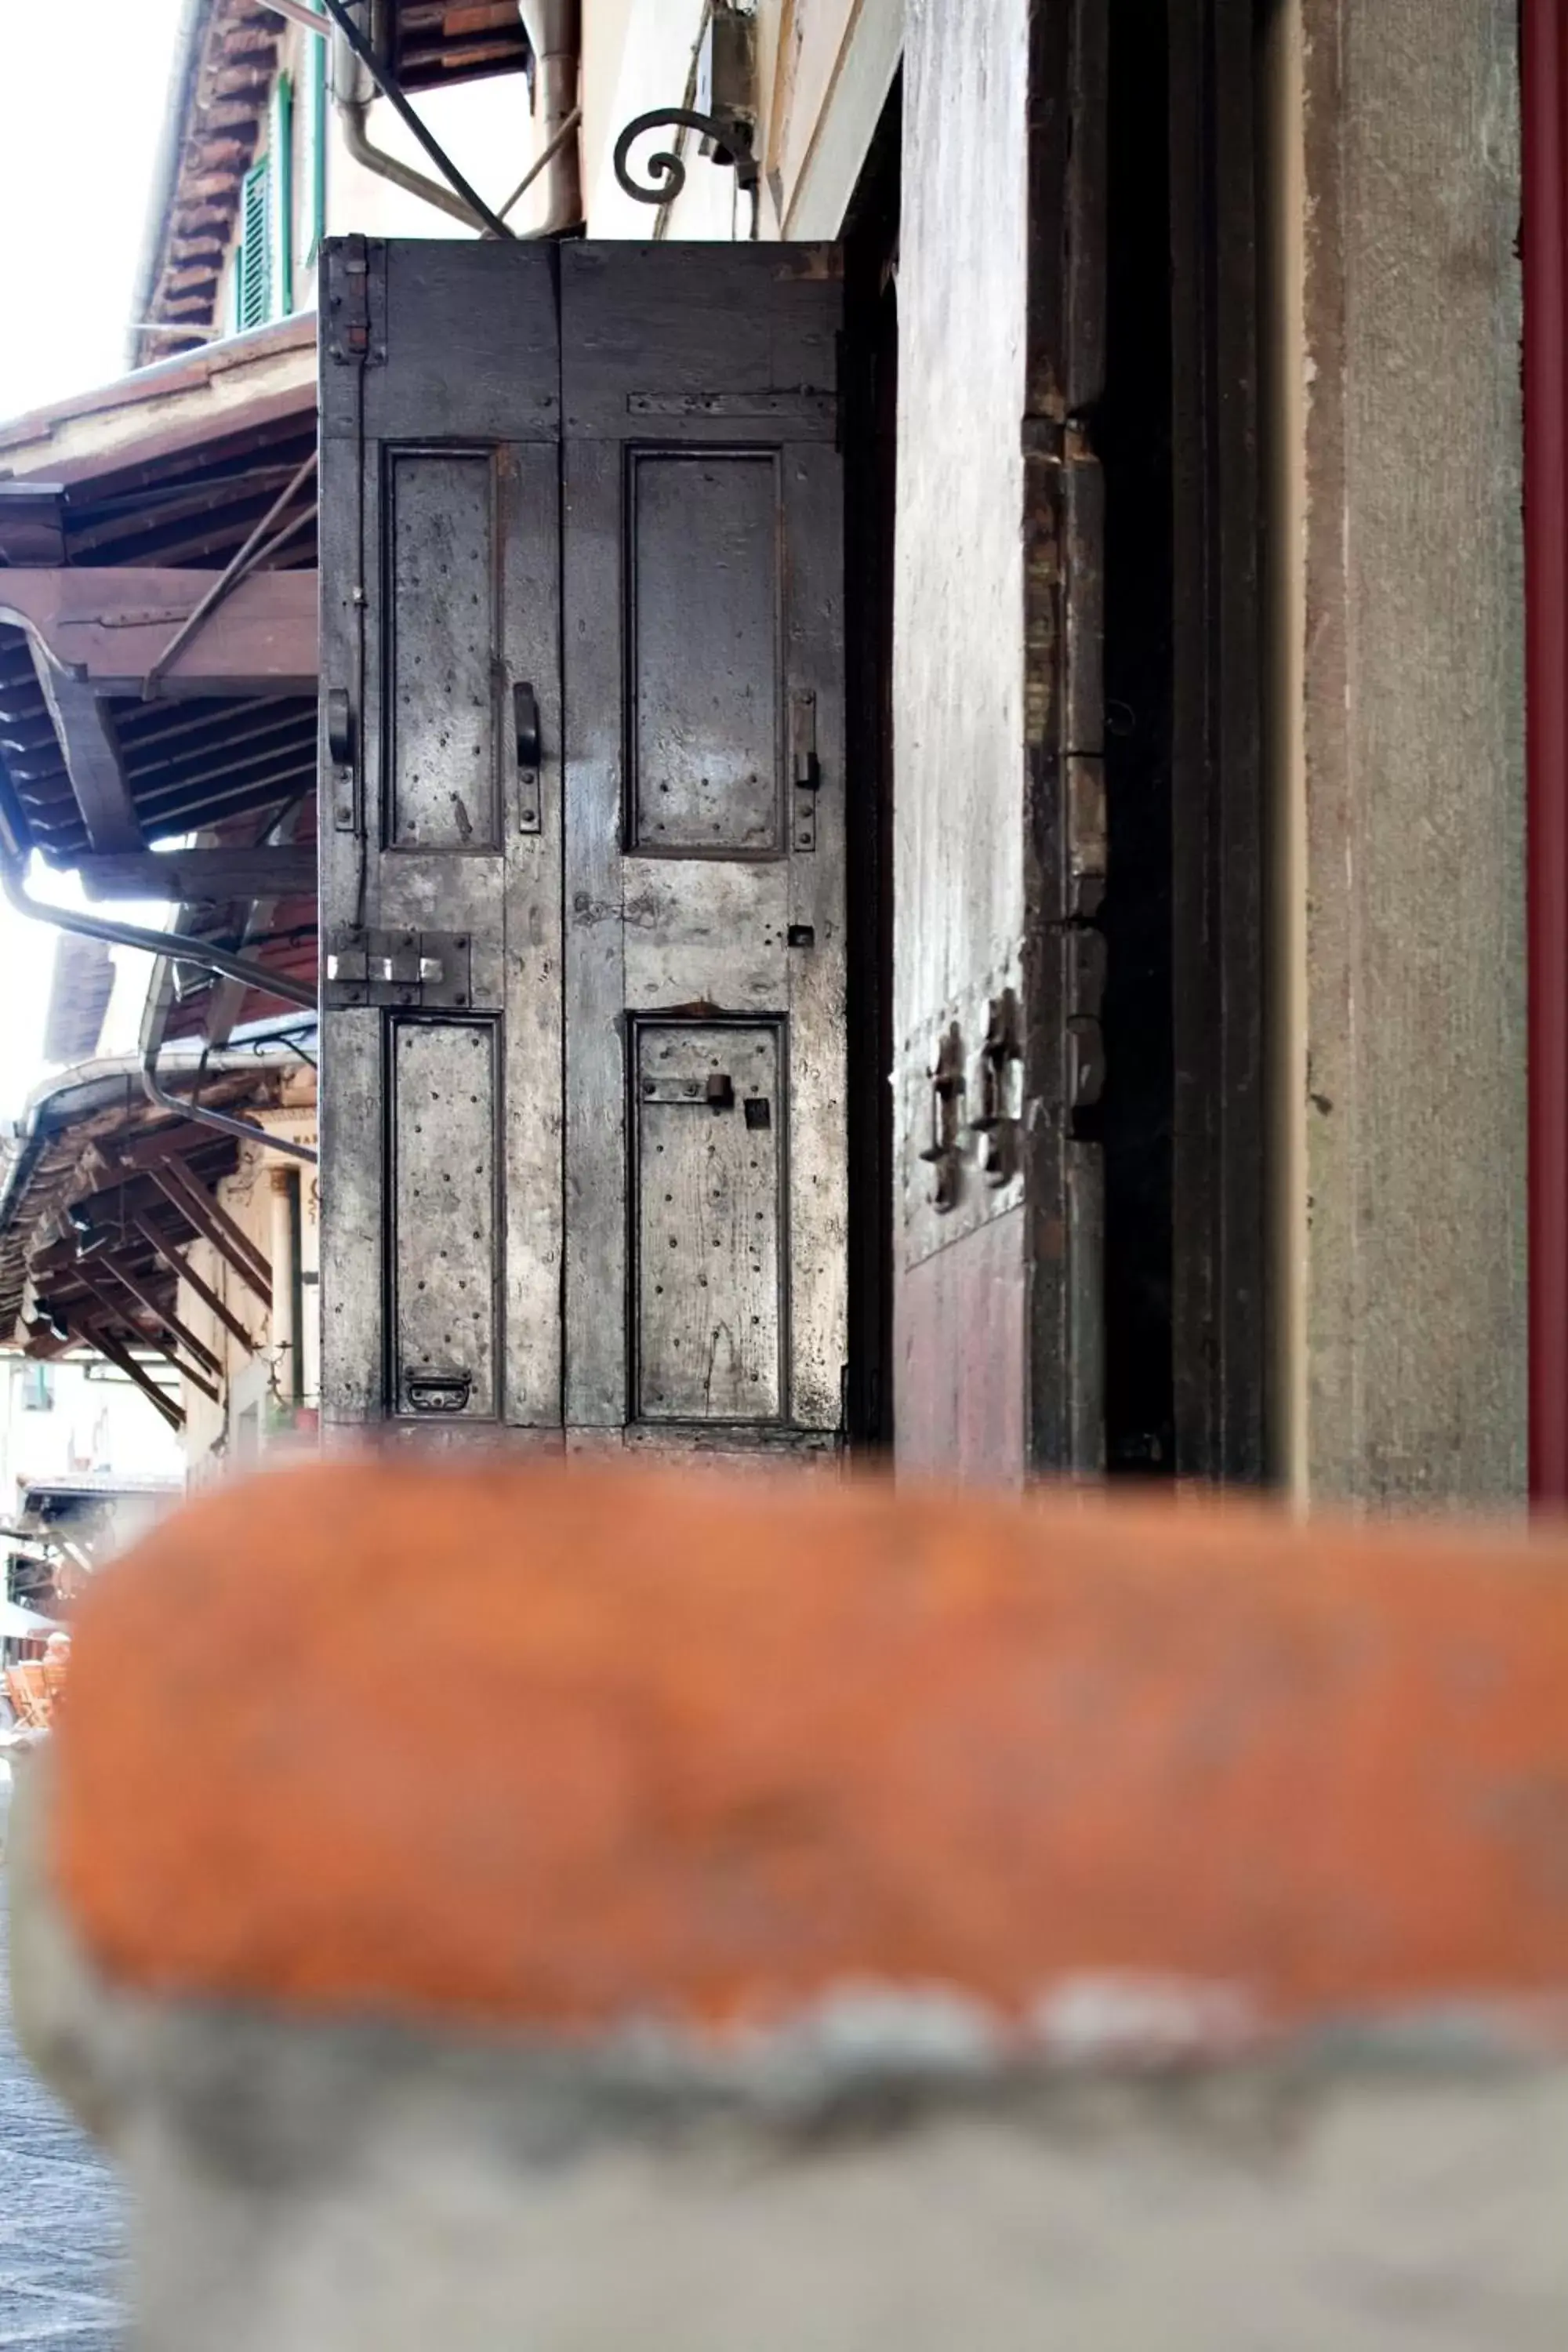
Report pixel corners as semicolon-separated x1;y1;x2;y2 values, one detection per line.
327;234;383;366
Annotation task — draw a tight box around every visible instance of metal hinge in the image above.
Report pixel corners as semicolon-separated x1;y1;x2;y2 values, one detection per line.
325;927;474;1010
327;234;383;366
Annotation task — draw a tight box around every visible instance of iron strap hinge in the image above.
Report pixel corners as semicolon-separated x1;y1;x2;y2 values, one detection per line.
328;234;383;366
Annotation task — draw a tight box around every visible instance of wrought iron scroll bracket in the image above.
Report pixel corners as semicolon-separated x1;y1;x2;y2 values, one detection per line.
612;107;760;207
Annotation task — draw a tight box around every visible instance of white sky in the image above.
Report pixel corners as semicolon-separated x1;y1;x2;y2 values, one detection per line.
0;0;187;1124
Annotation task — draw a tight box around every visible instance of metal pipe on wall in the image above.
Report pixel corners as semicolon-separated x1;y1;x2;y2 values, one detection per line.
517;1;583;236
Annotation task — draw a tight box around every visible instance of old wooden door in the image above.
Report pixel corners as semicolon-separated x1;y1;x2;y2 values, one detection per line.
320;241;847;1456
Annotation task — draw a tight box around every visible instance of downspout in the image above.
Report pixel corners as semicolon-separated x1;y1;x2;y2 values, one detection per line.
140;956;318;1170
332;20;492;233
0;848;319;1169
517;1;583;236
328;1;582;238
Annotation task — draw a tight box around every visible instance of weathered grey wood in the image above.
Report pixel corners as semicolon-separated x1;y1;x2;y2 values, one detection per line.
321;238;847;1447
319;237;564;1435
561;244;848;1441
80;847;316;902
562;434;630;1428
630;452;782;855
622;859;790;1012
498;441;565;1432
782;442;849;1429
1;568;317;696
897;0;1107;1479
635;1024;782;1420
387;451;500;852
27;656;140;853
390;1019;498;1418
561;245;840;444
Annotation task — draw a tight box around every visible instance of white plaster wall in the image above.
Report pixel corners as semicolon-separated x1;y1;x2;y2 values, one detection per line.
175;1088;320;1479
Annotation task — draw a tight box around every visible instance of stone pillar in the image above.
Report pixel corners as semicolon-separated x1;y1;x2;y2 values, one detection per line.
13;1460;1568;2347
1266;0;1528;1504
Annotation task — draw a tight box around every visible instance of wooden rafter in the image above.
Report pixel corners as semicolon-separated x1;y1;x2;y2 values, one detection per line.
0;568;317;698
131;1212;259;1356
27;653;142;853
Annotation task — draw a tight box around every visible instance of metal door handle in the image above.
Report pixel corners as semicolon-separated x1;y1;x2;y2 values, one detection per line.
328;687;358;833
515;681;542;835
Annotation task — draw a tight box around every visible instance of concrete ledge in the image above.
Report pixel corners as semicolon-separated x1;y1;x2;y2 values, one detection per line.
14;1461;1568;2349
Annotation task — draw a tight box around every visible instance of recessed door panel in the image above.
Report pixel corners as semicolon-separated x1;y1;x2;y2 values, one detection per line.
636;1023;782;1421
388;448;497;851
390;1017;498;1418
630;452;782;855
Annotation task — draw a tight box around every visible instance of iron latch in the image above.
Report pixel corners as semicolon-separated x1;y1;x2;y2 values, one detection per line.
791;689;821;851
918;1022;967;1213
641;1071;737;1109
404;1370;473;1415
325;927;473;1010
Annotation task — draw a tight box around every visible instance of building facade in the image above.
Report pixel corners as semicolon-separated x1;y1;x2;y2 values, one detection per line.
0;0;1536;1507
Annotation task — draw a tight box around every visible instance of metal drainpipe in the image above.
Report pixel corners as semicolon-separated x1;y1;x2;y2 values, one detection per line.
331;6;582;238
330;21;492;231
517;0;583;236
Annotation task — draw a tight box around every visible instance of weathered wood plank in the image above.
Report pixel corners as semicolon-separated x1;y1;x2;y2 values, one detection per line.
79;846;316;901
0;568;317;696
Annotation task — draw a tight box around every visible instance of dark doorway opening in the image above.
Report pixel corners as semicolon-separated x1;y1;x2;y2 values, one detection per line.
841;76;902;1454
1094;0;1267;1483
1099;0;1177;1476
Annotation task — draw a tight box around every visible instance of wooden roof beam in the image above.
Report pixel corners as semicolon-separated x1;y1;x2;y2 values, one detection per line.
68;1317;186;1432
78;846;315;903
131;1211;259;1356
0;568;316;698
27;651;142;853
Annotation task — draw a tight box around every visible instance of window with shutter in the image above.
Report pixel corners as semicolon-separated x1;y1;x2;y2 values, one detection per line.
271;74;295;316
234;156;273;332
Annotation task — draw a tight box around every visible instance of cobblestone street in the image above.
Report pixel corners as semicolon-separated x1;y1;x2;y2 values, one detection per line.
0;1892;121;2349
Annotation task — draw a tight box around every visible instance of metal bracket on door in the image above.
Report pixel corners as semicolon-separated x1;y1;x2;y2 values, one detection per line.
641;1071;738;1109
327;685;358;834
514;680;543;835
404;1370;473;1415
790;690;821;851
969;987;1025;1188
325;927;474;1010
917;1022;967;1213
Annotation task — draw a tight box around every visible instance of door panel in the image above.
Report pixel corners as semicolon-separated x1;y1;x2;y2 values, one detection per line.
390;1017;499;1417
387;449;501;852
634;1022;783;1421
561;245;846;1442
322;239;846;1451
320;240;561;1433
629;451;783;856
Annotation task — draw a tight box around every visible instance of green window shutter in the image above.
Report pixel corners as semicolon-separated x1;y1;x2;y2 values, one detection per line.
308;16;328;264
235;155;273;331
271;73;295;316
